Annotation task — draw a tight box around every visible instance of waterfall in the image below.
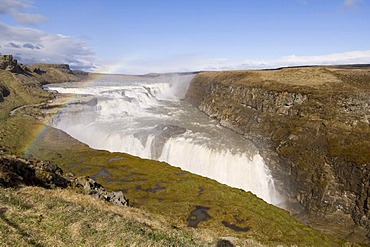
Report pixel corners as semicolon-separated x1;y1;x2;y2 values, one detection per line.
45;74;282;205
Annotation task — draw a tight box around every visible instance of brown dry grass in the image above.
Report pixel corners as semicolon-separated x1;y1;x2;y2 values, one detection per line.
0;186;216;246
200;67;343;87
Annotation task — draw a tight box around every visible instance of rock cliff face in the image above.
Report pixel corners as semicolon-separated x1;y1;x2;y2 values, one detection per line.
25;62;89;84
0;84;10;102
0;55;26;74
186;67;370;229
0;54;89;85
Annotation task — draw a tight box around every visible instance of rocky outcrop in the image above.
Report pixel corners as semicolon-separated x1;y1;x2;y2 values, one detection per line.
0;155;128;206
72;176;129;206
0;54;89;85
0;84;10;102
0;55;26;74
0;155;68;188
29;63;72;73
26;63;89;85
186;67;370;230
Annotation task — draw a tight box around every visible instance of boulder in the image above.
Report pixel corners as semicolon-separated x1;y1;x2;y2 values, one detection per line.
0;84;10;102
109;191;129;206
73;176;129;206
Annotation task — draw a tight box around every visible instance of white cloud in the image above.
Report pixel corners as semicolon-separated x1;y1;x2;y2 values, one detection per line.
0;0;47;24
238;50;370;70
11;11;47;25
102;54;237;74
0;22;97;70
103;50;370;74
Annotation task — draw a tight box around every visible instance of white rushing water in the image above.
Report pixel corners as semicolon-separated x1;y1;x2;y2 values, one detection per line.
45;74;282;205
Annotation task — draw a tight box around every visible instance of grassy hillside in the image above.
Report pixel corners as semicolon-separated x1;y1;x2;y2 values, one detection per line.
0;186;211;246
0;67;351;246
0;70;49;118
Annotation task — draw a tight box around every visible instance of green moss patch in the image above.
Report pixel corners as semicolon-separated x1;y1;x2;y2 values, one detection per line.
0;114;343;246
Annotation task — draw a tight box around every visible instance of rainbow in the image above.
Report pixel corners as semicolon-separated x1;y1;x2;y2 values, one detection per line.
21;62;128;158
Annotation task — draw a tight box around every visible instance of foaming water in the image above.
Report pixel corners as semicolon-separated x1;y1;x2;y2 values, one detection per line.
45;74;282;205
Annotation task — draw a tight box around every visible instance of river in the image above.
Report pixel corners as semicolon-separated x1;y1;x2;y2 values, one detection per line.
45;73;282;205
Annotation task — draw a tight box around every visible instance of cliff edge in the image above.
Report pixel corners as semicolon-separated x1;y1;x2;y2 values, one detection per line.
0;54;89;85
187;66;370;233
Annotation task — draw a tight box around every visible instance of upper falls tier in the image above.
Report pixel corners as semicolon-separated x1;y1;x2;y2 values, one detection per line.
45;74;282;205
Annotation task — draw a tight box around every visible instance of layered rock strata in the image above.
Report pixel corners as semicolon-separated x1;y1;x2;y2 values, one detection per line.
186;67;370;230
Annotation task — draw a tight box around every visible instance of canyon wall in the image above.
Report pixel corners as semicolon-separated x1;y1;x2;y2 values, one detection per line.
186;67;370;229
0;54;26;73
0;54;89;86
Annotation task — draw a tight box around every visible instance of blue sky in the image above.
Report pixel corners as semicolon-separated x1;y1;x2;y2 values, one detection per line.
0;0;369;74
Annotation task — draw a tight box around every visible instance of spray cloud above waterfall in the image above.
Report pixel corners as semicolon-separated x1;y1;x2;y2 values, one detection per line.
45;74;283;205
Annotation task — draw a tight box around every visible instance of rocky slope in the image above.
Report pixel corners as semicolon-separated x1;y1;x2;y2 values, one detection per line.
0;54;90;119
186;67;370;234
0;55;27;73
0;155;129;206
26;63;89;84
0;54;89;86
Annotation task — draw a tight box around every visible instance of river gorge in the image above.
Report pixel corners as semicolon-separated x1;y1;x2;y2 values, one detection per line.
1;56;369;244
44;67;369;241
186;68;370;233
45;74;283;206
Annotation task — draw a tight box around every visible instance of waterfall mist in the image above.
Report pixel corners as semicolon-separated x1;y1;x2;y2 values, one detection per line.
45;73;283;205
